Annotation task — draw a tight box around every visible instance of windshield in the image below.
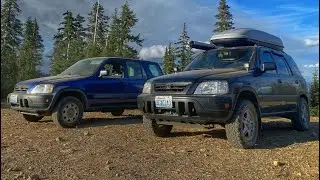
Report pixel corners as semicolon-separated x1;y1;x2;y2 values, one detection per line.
185;47;254;71
59;58;105;76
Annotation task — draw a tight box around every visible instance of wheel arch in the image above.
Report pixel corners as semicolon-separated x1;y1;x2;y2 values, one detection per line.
51;88;88;111
233;87;262;127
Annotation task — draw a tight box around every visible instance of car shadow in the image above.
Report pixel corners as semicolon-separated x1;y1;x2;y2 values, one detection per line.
77;115;143;128
168;121;319;149
255;121;319;149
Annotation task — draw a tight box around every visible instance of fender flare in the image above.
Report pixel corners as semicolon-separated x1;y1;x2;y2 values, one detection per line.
50;88;89;110
233;86;261;116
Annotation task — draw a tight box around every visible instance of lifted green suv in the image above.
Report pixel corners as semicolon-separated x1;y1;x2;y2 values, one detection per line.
137;28;310;149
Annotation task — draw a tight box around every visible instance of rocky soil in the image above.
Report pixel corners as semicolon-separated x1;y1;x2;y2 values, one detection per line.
1;107;319;180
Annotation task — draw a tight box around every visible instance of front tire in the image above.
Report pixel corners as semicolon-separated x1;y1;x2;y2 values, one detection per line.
143;116;173;137
52;96;84;128
22;114;43;122
291;97;310;131
225;100;259;149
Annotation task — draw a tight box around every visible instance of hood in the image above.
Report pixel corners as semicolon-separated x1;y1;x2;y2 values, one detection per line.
150;68;247;83
17;75;85;86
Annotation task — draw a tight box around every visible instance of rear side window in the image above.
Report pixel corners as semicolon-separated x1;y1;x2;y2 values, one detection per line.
261;51;276;74
273;54;291;75
126;61;143;79
285;55;302;76
148;64;162;77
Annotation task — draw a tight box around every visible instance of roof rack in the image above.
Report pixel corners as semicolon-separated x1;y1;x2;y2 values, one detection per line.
189;41;217;50
210;28;284;51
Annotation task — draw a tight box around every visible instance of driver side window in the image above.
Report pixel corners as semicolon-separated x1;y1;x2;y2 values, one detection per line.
102;61;124;78
261;51;277;74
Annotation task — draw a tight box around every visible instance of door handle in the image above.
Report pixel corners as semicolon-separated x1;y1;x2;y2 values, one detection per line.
277;79;282;83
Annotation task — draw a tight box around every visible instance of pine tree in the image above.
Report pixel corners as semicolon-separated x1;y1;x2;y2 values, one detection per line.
104;1;143;58
51;11;82;75
1;0;22;98
17;18;44;81
104;8;121;57
213;0;234;33
310;68;319;116
86;2;109;57
70;14;86;61
175;22;193;70
163;43;175;74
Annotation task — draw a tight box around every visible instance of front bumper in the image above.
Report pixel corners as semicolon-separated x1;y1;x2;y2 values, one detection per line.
7;93;54;115
138;94;235;124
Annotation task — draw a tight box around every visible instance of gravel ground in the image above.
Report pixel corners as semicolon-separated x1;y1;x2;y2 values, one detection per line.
1;107;319;180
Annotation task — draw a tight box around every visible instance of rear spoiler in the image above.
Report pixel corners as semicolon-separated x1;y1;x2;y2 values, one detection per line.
189;41;217;51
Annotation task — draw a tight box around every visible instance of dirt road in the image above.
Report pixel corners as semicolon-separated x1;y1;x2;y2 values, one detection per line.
1;107;319;180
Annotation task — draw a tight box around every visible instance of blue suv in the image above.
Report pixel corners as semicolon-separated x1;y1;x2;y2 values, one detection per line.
7;57;163;128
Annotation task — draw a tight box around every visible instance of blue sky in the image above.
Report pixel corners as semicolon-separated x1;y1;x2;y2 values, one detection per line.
19;0;319;81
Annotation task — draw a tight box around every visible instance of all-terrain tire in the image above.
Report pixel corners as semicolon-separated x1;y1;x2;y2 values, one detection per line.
291;97;310;131
22;114;43;122
225;100;259;149
111;109;125;116
52;96;84;128
143;116;173;137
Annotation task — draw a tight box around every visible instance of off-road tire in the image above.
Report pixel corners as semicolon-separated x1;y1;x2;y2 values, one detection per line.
225;100;259;149
291;97;310;131
22;114;43;122
111;109;125;116
143;116;173;137
52;96;84;128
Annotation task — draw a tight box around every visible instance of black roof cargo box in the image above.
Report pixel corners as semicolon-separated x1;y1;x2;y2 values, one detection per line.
210;28;284;51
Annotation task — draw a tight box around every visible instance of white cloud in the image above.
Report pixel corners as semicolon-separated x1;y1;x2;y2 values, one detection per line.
304;38;319;47
303;63;319;68
138;45;167;59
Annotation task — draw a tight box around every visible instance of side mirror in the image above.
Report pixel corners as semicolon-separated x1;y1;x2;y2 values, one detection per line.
173;67;178;73
99;70;110;77
261;62;276;72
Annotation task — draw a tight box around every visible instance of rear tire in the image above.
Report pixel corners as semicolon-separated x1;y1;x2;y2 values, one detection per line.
22;114;43;122
52;96;84;128
143;116;172;137
291;97;310;131
225;100;259;149
111;109;124;116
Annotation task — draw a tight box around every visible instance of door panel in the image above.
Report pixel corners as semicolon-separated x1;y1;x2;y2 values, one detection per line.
257;50;283;114
86;60;126;108
272;53;297;111
122;61;146;107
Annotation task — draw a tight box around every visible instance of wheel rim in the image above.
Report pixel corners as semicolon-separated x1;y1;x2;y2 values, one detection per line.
241;109;256;143
62;102;79;124
300;101;309;126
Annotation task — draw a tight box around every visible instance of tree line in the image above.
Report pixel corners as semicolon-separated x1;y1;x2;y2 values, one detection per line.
0;0;142;98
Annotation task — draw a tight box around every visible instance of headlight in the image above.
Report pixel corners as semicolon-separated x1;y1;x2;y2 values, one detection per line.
29;84;54;94
142;82;152;94
194;81;228;95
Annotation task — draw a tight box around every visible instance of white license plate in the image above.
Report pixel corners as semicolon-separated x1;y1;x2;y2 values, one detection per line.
155;96;172;108
9;94;18;104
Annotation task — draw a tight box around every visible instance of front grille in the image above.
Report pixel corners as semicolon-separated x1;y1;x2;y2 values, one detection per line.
14;85;28;92
154;82;190;93
143;100;198;117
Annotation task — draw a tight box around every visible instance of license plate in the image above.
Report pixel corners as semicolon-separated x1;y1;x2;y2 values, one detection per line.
155;96;172;108
9;94;18;104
